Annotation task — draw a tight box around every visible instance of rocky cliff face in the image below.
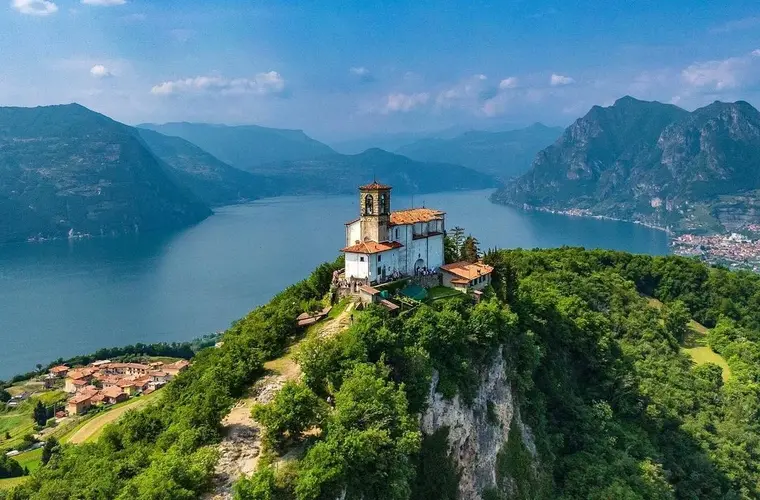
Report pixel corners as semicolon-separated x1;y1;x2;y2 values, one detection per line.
493;97;760;233
421;349;539;500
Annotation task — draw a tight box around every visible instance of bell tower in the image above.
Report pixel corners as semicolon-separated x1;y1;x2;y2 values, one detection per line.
359;181;391;242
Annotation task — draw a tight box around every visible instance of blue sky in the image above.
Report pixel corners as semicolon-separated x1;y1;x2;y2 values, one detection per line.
2;0;760;141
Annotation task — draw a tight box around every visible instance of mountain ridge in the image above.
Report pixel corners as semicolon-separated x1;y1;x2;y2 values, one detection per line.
492;96;760;234
396;123;563;180
138;121;337;171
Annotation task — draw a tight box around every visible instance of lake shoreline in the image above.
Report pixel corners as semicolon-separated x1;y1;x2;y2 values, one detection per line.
493;201;673;235
0;190;669;379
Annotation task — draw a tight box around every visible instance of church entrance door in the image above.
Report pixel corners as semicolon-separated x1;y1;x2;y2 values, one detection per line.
414;258;425;275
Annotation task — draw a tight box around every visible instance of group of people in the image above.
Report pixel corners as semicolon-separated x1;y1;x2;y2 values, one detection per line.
415;266;438;276
333;274;369;293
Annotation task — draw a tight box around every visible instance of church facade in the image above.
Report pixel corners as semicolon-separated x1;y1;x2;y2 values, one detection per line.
342;182;445;283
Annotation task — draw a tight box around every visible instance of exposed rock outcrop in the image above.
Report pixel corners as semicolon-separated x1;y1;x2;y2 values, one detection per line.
421;349;538;500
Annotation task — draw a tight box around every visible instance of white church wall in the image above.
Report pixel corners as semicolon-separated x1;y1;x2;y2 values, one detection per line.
345;253;369;280
427;233;444;269
346;221;361;246
405;233;444;273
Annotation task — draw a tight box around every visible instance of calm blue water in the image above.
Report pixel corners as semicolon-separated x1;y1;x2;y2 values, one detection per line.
0;190;668;378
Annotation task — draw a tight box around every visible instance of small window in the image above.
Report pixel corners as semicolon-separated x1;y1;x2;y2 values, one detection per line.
378;254;382;262
378;267;382;276
360;256;365;262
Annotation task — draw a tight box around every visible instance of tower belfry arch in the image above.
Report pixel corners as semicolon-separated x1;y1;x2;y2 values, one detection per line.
359;181;391;242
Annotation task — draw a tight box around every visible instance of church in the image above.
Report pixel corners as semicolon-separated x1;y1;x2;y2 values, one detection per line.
342;181;445;283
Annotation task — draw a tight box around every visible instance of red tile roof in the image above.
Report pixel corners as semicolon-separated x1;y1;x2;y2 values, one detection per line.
441;261;494;280
359;181;392;190
341;240;403;254
101;386;124;399
389;208;444;226
50;365;69;374
68;393;93;405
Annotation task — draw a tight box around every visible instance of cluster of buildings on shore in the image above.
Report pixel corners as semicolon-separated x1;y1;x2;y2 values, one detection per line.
671;233;760;271
47;359;190;415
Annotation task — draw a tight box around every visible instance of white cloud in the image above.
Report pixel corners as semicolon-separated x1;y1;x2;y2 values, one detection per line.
11;0;58;15
349;66;374;83
350;67;370;76
436;74;491;109
81;0;126;5
499;77;518;89
380;92;429;113
90;64;112;78
151;71;287;97
550;73;575;86
679;51;760;91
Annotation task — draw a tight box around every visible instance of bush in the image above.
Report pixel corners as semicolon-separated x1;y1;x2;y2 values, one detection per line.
252;382;327;450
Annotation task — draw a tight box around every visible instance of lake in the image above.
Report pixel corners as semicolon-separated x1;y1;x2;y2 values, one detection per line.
0;190;669;379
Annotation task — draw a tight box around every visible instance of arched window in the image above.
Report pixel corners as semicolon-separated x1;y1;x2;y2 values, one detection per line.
364;195;374;215
379;193;387;214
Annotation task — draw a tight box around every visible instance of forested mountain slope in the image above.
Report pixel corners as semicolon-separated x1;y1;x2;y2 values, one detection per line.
136;128;272;206
4;249;760;499
0;104;210;244
494;96;760;233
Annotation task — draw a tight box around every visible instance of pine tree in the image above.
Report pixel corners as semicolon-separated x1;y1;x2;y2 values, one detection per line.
33;401;48;427
460;235;480;263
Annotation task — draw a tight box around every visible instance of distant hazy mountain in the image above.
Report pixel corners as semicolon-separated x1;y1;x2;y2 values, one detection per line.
0;104;210;244
330;131;451;155
396;123;563;179
136;128;272;206
255;148;497;195
494;96;760;233
138;122;336;170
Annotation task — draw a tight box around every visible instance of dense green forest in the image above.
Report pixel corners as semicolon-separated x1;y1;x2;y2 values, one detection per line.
4;249;760;499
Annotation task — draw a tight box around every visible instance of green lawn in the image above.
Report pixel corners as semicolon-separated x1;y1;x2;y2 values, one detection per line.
0;475;29;491
646;296;731;381
0;413;35;450
426;286;462;301
0;449;42;492
15;448;43;472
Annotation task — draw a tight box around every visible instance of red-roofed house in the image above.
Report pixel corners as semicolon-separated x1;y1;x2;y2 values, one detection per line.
441;261;494;292
49;365;69;378
101;386;128;405
67;393;94;415
163;360;189;377
343;182;445;283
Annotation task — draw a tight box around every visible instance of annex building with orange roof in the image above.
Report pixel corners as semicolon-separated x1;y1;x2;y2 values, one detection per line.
342;181;445;283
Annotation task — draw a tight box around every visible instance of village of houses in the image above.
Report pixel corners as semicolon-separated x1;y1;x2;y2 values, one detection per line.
48;358;190;416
